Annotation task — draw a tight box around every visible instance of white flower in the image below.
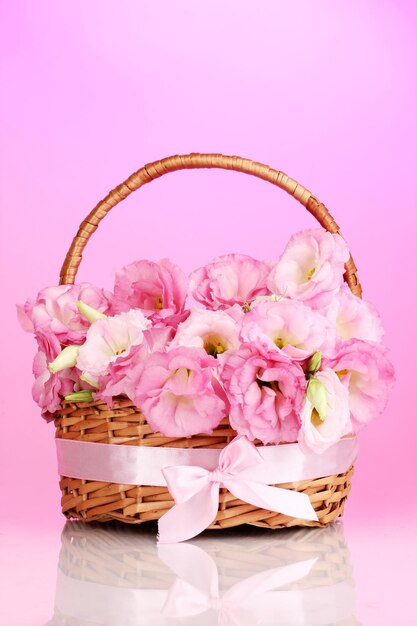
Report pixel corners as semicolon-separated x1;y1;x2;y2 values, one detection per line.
76;309;151;383
171;308;240;357
298;369;351;454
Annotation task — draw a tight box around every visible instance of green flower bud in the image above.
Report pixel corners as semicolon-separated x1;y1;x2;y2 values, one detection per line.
80;374;99;388
306;351;322;374
76;300;107;324
64;390;93;402
307;377;327;421
48;345;79;373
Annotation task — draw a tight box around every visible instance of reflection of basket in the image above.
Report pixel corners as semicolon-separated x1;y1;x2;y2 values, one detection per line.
55;153;360;528
47;521;361;626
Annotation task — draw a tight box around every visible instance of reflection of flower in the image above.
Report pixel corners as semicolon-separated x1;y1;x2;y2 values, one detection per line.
112;259;188;321
133;347;226;437
221;342;307;444
298;369;351;454
190;253;272;309
17;283;112;345
324;339;395;432
239;300;335;360
325;284;384;343
171;308;240;357
76;310;151;384
268;228;349;309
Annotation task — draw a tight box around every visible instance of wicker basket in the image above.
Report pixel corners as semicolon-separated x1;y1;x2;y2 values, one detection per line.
55;153;361;529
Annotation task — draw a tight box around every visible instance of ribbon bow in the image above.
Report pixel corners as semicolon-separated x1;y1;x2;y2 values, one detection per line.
159;542;317;625
158;435;318;544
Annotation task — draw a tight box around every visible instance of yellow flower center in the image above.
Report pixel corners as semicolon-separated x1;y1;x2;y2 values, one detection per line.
307;267;316;280
274;337;288;349
203;336;227;357
336;369;349;379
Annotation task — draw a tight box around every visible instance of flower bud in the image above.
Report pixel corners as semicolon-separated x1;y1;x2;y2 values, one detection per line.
64;390;93;402
80;374;99;388
48;345;79;373
307;351;322;374
307;377;327;421
76;300;107;324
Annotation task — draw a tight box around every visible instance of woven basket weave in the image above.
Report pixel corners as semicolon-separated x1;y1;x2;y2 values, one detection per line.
55;153;360;529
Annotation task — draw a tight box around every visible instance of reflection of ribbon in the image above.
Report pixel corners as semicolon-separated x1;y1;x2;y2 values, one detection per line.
159;543;316;625
159;436;318;543
53;525;357;626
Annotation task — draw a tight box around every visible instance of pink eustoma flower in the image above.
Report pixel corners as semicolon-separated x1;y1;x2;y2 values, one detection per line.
325;284;384;343
221;343;307;444
76;309;151;384
239;300;336;360
298;369;352;454
267;228;350;309
190;254;273;310
171;308;240;358
324;339;395;432
112;259;188;321
95;326;174;406
133;347;227;437
32;331;78;422
17;283;113;345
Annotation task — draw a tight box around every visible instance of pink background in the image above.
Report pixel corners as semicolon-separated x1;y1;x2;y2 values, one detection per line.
1;2;416;624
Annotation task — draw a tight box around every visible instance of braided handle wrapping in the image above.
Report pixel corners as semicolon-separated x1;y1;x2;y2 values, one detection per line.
59;153;361;296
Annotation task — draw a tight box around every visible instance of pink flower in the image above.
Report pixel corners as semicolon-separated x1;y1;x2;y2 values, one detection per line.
76;309;151;384
95;326;174;406
239;300;336;360
112;259;188;321
223;303;246;323
155;309;191;331
323;339;395;431
190;254;273;310
267;229;350;309
220;343;307;444
32;331;77;422
325;284;384;343
171;308;240;358
133;347;227;437
17;283;113;345
298;369;351;454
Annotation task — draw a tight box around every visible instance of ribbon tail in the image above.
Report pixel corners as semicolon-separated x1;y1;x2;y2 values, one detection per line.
157;543;219;596
225;479;318;522
158;483;220;543
162;579;209;618
225;558;318;602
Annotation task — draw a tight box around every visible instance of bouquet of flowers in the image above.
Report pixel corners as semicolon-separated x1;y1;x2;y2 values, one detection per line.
19;227;394;455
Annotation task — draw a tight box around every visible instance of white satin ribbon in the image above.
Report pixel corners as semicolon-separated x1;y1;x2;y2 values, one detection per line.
56;435;357;487
56;435;357;542
158;435;319;543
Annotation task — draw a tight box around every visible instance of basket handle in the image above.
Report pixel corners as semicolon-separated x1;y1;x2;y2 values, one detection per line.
59;153;361;296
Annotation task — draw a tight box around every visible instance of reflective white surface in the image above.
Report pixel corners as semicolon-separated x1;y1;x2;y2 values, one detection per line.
49;523;357;626
2;516;417;625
